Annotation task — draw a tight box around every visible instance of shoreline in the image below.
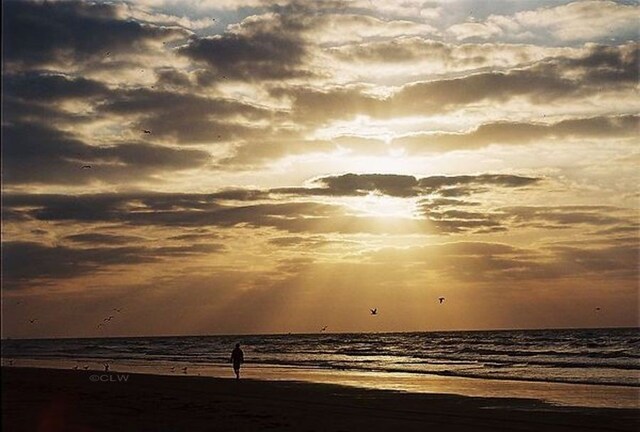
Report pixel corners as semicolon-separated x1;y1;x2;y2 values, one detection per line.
2;357;639;409
2;366;639;432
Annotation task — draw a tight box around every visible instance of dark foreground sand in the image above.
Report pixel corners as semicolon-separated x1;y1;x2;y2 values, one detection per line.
2;367;638;432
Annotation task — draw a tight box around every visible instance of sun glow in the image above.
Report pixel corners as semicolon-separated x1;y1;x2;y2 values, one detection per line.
347;193;418;218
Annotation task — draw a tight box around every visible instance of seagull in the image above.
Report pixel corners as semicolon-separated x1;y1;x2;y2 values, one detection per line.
142;130;152;134
170;366;176;372
438;297;445;304
595;307;601;312
72;365;78;370
83;365;89;370
113;308;122;313
370;308;377;315
104;363;110;372
81;165;92;169
321;326;328;332
182;367;188;374
105;51;111;57
9;360;14;366
29;319;37;324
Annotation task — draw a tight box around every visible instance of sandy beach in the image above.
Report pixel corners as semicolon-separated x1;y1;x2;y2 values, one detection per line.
2;367;638;432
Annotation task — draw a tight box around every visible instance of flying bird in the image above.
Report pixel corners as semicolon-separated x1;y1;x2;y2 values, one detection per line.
81;165;92;169
72;365;78;370
113;308;122;313
105;51;111;57
438;297;445;304
182;367;188;374
170;366;176;372
142;130;152;134
29;319;37;324
595;307;601;312
83;365;89;370
370;308;377;315
321;326;328;332
104;363;110;372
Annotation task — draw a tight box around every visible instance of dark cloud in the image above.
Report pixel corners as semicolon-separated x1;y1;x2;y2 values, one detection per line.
418;202;636;234
2;240;225;289
394;115;638;153
155;68;193;89
3;192;424;235
4;72;109;101
278;43;638;125
99;88;271;144
64;233;146;245
391;43;638;115
177;12;312;81
275;173;541;197
2;0;186;68
2;122;210;185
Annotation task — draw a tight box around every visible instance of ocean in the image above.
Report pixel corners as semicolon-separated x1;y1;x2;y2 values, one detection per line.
3;327;638;387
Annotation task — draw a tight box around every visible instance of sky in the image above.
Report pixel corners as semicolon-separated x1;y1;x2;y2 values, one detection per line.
1;0;639;338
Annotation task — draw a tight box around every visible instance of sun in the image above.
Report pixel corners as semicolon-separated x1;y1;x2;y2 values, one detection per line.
347;193;418;219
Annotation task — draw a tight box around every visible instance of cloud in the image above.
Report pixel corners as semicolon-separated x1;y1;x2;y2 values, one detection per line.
327;37;572;71
366;238;638;282
64;233;147;245
2;122;211;185
218;138;336;167
98;88;271;144
301;13;438;44
2;240;225;289
282;173;542;197
448;1;640;43
177;11;312;81
3;0;187;69
280;43;638;125
394;114;638;153
499;206;630;229
4;72;110;101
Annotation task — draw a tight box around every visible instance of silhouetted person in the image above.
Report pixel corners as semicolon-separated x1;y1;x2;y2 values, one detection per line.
230;343;244;379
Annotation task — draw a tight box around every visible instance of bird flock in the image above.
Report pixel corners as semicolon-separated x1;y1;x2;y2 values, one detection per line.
97;308;123;329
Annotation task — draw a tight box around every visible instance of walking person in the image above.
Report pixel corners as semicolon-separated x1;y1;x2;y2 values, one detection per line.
230;343;244;379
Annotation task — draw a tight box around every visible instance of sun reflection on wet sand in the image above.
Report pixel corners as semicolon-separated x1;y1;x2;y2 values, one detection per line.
6;358;638;409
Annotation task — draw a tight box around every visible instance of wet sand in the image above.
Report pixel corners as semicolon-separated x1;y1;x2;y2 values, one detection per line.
2;367;638;431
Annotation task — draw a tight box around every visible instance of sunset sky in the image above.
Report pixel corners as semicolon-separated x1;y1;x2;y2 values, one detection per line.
2;0;639;338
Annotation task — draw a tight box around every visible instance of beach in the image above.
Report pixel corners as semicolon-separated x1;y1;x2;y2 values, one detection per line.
2;367;638;432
